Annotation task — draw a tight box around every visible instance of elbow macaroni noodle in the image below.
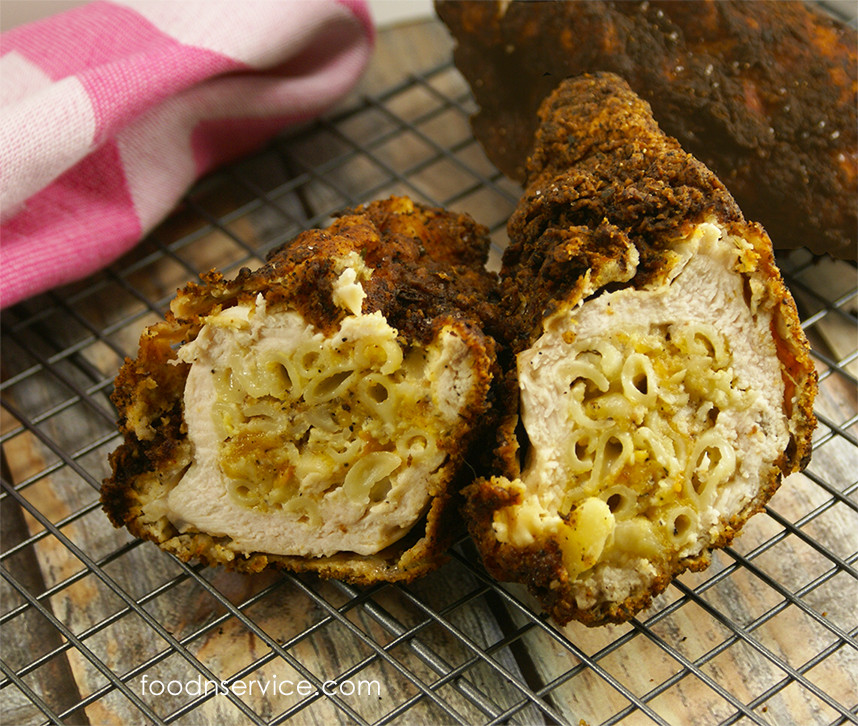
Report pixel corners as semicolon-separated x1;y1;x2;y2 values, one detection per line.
214;313;443;519
508;320;753;579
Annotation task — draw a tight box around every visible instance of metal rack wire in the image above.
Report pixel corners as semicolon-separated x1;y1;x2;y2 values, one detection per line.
2;48;857;726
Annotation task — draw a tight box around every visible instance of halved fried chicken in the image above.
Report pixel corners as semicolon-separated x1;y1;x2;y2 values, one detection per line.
102;197;502;583
463;74;817;626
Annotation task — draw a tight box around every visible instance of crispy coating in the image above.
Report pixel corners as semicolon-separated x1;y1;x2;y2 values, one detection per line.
436;0;858;258
501;74;740;353
102;197;503;584
462;74;818;626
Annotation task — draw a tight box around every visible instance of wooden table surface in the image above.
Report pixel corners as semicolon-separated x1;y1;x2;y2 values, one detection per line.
2;17;856;726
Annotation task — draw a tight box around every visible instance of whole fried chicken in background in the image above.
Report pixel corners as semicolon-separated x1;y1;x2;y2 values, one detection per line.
463;73;817;626
102;197;504;584
436;0;858;259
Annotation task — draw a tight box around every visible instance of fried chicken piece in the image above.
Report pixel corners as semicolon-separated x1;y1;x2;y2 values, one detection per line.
436;0;858;259
463;74;817;626
102;197;502;583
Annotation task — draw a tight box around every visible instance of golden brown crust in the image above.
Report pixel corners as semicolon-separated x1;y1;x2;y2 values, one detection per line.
463;74;818;626
436;0;858;258
500;72;743;352
102;197;503;583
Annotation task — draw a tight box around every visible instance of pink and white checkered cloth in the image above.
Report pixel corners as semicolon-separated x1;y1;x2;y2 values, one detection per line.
0;0;374;308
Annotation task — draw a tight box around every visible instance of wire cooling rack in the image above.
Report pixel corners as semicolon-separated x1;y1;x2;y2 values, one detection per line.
2;30;857;726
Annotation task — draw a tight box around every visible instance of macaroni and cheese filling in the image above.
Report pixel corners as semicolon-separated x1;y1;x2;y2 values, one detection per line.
494;223;789;585
165;255;475;558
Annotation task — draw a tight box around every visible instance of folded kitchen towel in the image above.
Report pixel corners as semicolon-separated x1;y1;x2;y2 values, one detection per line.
0;0;374;308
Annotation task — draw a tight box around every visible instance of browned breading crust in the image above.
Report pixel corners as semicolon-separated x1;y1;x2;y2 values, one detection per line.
435;0;858;259
462;74;818;626
102;196;503;584
500;74;741;353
